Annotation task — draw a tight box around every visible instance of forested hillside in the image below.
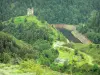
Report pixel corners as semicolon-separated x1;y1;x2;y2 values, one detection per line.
0;0;100;24
0;31;67;75
0;0;100;75
0;15;100;75
77;11;100;43
0;16;67;75
0;15;66;65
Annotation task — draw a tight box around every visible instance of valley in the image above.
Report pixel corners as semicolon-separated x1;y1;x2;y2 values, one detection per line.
0;0;100;75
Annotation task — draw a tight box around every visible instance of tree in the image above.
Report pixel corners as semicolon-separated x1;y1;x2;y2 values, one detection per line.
87;10;100;32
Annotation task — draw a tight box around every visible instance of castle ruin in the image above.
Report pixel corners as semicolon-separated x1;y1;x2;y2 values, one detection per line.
27;8;34;16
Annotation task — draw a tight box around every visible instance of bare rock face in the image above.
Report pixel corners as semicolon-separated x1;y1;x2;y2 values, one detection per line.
27;8;34;16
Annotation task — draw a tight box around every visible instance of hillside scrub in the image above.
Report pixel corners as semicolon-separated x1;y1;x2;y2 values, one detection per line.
1;16;66;44
0;31;38;63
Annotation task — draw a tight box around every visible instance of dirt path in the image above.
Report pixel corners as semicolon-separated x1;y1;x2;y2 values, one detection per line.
53;24;91;44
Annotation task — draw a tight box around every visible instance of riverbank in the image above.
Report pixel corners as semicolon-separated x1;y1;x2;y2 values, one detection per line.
72;30;91;44
53;24;91;44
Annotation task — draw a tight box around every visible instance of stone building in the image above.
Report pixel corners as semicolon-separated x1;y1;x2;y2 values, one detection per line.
27;8;34;16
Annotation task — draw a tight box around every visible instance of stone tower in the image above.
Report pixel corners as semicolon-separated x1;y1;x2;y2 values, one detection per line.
27;8;34;16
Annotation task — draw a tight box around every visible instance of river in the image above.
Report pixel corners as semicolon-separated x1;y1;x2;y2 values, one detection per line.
57;28;82;43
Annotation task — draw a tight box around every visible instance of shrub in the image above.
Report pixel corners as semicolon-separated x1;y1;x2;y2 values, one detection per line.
33;39;51;52
89;44;93;48
39;48;59;66
62;60;72;73
91;64;99;72
24;18;27;22
96;44;100;48
50;63;61;71
20;60;44;75
11;18;14;23
67;42;74;48
0;52;11;63
74;49;79;55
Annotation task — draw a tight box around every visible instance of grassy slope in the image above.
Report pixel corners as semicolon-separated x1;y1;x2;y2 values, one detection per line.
0;61;67;75
9;16;45;26
53;41;93;67
74;43;100;65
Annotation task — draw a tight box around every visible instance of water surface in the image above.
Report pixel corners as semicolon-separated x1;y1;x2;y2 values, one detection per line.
57;28;81;43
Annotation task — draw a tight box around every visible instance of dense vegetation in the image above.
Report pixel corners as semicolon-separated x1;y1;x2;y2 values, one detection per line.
73;43;100;75
0;15;68;75
77;11;100;44
0;0;100;75
1;16;62;44
1;0;100;44
0;15;66;66
0;30;100;75
0;32;65;75
0;0;100;24
0;31;37;63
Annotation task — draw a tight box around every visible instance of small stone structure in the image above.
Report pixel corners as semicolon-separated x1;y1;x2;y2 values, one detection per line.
27;8;34;16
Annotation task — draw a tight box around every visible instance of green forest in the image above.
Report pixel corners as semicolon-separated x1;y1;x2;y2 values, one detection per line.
0;0;100;24
0;0;100;75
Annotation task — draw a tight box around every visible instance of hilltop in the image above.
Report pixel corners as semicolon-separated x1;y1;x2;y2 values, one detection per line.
1;16;66;44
